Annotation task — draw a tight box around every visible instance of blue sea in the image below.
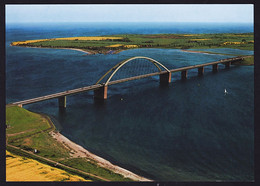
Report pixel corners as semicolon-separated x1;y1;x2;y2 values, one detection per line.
6;22;254;181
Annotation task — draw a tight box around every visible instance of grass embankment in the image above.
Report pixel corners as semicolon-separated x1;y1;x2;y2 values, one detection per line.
11;33;254;54
240;55;254;65
6;105;133;181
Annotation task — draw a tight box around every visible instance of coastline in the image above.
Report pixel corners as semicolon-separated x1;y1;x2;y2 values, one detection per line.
10;44;125;55
181;49;221;55
6;105;151;181
10;44;92;55
49;130;152;181
62;48;91;54
11;44;252;57
181;49;254;65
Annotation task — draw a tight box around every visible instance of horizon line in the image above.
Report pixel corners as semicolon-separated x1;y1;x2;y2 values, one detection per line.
6;21;254;24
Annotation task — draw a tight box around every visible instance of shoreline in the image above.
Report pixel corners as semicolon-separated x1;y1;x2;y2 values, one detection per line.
11;44;252;57
181;49;222;55
10;44;92;55
10;44;125;55
49;130;152;181
6;106;151;181
181;49;254;65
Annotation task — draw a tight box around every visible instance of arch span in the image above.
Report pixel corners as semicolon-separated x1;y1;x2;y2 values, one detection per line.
95;56;170;86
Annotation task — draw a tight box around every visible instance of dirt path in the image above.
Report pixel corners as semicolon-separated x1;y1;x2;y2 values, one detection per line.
7;114;54;143
7;129;36;137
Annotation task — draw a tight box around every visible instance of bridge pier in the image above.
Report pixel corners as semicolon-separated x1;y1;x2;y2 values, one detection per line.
225;62;231;69
160;72;171;85
198;67;204;76
181;70;187;80
212;64;218;72
58;96;66;108
18;104;23;108
94;85;108;100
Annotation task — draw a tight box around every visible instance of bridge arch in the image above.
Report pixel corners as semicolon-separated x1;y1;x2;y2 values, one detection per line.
95;56;170;86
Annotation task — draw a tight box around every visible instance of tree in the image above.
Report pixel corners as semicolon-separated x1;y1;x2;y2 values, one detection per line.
122;37;131;42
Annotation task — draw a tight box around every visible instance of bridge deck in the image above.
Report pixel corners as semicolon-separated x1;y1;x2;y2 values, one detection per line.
11;56;243;106
170;56;242;73
12;84;103;105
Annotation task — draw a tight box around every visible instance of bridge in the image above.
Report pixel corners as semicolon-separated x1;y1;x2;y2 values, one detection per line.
11;56;244;108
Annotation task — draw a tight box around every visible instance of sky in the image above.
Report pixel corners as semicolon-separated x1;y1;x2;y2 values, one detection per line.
6;4;254;23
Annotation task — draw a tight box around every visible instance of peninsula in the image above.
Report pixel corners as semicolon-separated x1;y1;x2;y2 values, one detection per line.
11;33;254;54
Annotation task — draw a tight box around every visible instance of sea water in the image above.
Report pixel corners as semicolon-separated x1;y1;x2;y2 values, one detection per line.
6;22;254;181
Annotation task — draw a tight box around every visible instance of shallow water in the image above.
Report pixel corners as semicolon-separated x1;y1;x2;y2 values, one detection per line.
6;22;254;181
188;48;254;55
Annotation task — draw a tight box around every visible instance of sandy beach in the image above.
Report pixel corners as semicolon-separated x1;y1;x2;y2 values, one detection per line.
62;48;91;54
10;44;93;55
49;131;152;181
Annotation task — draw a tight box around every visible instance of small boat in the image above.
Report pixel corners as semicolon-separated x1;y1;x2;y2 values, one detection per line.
224;89;228;94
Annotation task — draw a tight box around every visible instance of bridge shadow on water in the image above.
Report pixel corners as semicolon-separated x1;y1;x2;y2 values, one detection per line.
58;107;67;125
159;82;171;90
93;97;107;107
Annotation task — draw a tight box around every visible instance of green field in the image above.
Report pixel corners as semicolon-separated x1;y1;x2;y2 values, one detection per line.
6;105;133;181
11;33;254;54
241;55;254;65
6;106;51;133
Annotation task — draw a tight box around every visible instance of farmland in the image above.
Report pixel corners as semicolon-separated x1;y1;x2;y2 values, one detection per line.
11;33;254;54
6;150;89;181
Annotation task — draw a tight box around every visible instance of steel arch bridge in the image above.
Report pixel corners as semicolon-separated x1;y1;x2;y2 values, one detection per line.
11;56;244;107
95;56;171;86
